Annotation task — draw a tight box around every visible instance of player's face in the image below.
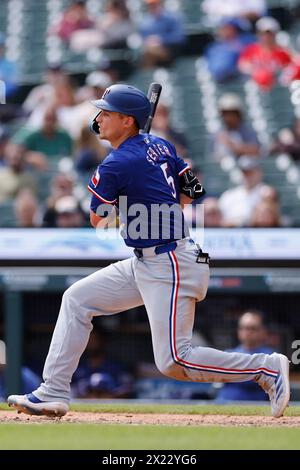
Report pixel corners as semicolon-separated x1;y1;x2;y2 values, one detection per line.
96;110;129;146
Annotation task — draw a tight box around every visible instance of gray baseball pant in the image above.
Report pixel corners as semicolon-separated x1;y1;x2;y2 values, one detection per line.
34;239;279;403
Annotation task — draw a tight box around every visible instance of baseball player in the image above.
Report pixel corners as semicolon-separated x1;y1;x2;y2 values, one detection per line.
8;84;289;418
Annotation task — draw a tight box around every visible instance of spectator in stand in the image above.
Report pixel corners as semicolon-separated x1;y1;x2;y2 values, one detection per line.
217;310;274;402
250;200;282;227
0;142;36;204
27;75;79;139
15;105;73;160
72;328;133;399
260;184;280;205
75;126;109;173
23;64;66;115
204;18;255;82
185;196;225;229
212;93;260;160
218;156;267;226
70;0;134;54
43;173;76;227
51;0;94;44
238;17;291;90
77;70;112;102
0;32;19;98
151;102;189;159
270;118;300;162
74;71;113;142
203;198;224;227
139;0;185;67
53;196;85;228
202;0;267;28
14;189;41;228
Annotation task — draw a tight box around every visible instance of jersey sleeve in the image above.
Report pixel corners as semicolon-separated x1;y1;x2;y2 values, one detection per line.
165;140;190;176
88;161;119;213
176;154;190;176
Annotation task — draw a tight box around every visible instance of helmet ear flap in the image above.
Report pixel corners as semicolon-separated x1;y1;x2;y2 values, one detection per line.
90;111;101;135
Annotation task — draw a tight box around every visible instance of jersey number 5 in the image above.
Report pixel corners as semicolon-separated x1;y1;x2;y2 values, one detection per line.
160;163;176;198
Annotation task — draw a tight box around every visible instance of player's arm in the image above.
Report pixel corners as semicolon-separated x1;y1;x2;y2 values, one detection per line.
90;206;117;229
180;193;193;207
90;210;105;228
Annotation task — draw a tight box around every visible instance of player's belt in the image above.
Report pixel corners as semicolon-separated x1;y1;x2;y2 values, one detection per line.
134;240;179;259
133;238;210;264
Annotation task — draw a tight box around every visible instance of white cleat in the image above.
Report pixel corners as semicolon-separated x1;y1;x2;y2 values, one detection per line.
270;353;290;418
7;393;69;417
263;353;290;418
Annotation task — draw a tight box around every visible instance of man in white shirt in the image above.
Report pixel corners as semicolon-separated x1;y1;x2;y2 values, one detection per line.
218;156;265;226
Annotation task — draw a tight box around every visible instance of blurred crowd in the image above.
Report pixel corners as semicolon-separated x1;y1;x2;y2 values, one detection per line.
1;0;300;229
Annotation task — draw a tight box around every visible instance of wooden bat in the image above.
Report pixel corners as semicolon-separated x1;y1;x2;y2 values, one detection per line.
142;82;162;133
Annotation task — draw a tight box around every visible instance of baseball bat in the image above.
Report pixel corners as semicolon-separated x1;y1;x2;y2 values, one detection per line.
142;82;162;134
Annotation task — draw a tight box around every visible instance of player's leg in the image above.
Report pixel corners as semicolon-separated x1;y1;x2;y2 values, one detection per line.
8;258;143;415
135;244;289;417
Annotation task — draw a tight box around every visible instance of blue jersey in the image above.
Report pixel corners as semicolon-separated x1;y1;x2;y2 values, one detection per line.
88;133;190;248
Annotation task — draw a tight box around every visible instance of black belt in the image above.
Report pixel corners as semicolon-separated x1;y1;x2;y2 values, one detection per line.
134;241;178;259
133;240;210;264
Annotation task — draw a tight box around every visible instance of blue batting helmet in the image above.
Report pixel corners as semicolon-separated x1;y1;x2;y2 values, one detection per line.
90;84;151;133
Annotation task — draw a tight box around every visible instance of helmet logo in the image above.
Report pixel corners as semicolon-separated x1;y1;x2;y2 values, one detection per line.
102;87;111;99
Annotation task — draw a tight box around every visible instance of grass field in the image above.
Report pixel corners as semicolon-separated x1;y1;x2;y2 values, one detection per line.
0;403;300;450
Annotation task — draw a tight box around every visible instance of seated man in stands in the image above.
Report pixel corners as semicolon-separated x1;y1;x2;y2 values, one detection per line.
250;200;282;227
50;196;85;229
14;189;41;228
26;75;79;140
50;0;94;44
70;0;134;53
203;197;225;227
0;142;36;204
23;64;66;116
217;310;274;402
238;17;291;90
212;93;261;160
204;18;255;82
139;0;185;67
218;156;275;226
14;105;73;160
43;173;77;227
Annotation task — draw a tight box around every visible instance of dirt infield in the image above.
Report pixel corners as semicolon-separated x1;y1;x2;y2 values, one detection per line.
1;411;300;427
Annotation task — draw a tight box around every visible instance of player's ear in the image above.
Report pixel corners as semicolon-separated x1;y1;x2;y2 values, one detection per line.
122;114;135;129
